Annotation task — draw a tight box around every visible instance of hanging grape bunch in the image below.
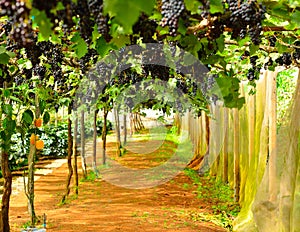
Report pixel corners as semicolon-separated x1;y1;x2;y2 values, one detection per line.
160;0;185;36
227;0;266;45
1;0;35;47
88;0;111;41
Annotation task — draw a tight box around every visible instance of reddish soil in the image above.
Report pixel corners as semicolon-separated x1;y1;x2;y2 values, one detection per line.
9;135;228;232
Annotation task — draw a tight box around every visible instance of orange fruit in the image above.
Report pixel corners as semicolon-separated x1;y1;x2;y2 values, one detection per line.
35;140;44;150
30;134;35;145
30;134;39;145
34;118;42;127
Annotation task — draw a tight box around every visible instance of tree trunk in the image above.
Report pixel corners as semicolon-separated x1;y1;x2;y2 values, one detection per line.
80;110;87;178
123;114;127;146
1;151;12;232
1;81;12;231
25;95;40;227
27;142;37;227
233;108;240;202
114;107;121;156
198;112;211;175
93;109;99;173
129;112;134;136
61;105;73;203
73;116;79;195
132;113;145;132
102;108;108;165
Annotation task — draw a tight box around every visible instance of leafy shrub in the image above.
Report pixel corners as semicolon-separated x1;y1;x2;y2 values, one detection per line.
39;122;69;157
5;118;112;173
77;118;112;138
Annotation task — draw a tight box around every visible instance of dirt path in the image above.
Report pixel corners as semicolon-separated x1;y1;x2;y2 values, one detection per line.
10;133;228;232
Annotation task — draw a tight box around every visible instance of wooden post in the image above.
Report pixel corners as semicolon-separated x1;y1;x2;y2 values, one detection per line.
114;107;121;156
248;93;255;167
223;107;229;183
93;109;99;172
268;69;278;201
233;108;240;202
73;116;79;195
80;110;87;178
102;108;108;165
123;113;127;146
61;105;73;203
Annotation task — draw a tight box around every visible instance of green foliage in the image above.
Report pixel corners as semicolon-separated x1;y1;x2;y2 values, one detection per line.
77;118;112;139
104;0;155;33
40;122;69;158
184;168;240;217
81;170;98;182
276;68;298;129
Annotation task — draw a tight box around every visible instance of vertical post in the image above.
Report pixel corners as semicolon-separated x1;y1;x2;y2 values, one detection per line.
73;116;79;195
114;107;121;156
223;107;229;183
93;109;99;172
123;113;127;146
248;93;255;167
102;108;108;165
233;108;240;202
268;69;278;201
61;104;73;203
80;110;87;178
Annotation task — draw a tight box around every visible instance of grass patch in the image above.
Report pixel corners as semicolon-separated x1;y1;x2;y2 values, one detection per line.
80;170;100;182
183;168;240;230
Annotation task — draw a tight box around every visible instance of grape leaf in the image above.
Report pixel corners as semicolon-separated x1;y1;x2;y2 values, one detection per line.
96;37;113;57
2;104;13;117
0;53;10;64
31;8;53;40
71;33;88;58
3;118;16;132
22;109;34;126
39;99;46;115
291;10;300;27
104;0;155;33
210;0;223;13
43;111;51;125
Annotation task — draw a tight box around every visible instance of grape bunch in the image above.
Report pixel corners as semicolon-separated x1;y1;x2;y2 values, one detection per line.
247;55;259;81
264;57;273;70
79;48;98;73
75;0;93;41
0;0;15;17
88;0;110;41
1;0;35;47
160;0;185;36
33;65;46;81
227;0;266;45
292;41;300;61
275;52;292;66
268;36;277;47
132;14;157;43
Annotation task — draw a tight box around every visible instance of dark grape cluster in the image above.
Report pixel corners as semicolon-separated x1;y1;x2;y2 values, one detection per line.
264;57;273;70
1;20;12;35
268;36;277;47
79;49;98;73
132;14;158;43
227;0;266;45
33;65;46;80
0;0;15;17
292;41;300;61
1;0;35;47
88;0;110;41
160;0;185;36
275;52;292;66
247;55;259;81
75;0;93;41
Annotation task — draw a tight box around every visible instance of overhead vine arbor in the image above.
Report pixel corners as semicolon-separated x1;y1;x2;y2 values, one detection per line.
1;0;300;231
